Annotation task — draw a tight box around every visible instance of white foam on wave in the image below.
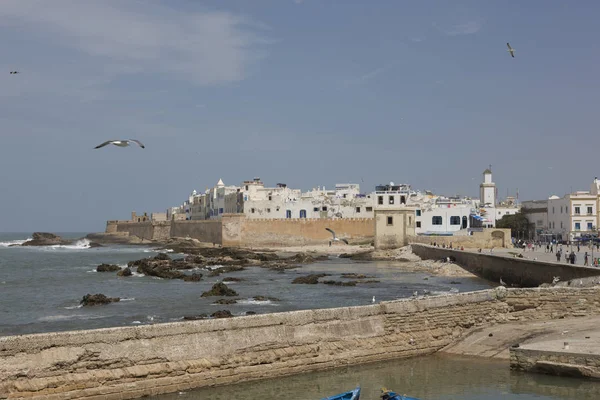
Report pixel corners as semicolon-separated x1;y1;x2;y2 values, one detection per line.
132;321;142;324
236;298;278;306
0;238;32;247
131;271;145;277
49;239;91;250
63;304;83;310
120;297;135;302
38;313;105;322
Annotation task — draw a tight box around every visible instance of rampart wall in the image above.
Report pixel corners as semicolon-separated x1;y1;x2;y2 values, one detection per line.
2;287;600;399
409;228;511;249
411;244;600;287
171;221;223;245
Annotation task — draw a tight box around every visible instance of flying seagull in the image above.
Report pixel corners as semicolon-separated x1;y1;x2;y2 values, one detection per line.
325;228;348;244
9;71;19;74
506;43;515;58
94;139;145;149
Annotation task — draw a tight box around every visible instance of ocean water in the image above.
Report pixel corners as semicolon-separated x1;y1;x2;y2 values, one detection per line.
1;233;596;399
0;232;493;336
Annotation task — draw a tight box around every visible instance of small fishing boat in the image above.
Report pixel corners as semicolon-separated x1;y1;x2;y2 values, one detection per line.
380;387;420;400
321;386;361;400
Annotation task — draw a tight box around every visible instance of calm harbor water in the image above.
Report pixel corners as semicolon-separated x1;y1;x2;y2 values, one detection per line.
152;354;600;400
0;232;493;336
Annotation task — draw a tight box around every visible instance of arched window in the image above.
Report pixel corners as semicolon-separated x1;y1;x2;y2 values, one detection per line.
432;216;443;225
300;209;307;218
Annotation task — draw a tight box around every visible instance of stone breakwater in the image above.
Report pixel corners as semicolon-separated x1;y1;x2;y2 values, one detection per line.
2;287;600;400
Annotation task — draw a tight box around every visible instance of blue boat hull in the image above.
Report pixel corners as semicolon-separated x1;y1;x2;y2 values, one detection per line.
382;390;420;400
322;386;360;400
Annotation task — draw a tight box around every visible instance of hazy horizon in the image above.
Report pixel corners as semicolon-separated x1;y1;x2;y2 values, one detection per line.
1;0;599;232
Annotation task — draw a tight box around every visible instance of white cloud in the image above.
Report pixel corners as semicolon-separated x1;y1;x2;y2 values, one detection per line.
433;20;482;36
0;0;269;86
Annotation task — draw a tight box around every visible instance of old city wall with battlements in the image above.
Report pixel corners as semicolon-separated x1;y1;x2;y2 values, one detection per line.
106;215;375;247
2;287;600;399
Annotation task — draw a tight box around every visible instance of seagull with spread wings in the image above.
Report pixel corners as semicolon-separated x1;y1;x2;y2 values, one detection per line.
506;43;515;58
325;228;349;244
94;139;145;149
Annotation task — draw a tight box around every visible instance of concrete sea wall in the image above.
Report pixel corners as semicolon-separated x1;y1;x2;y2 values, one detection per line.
411;244;600;287
2;287;600;400
409;228;511;249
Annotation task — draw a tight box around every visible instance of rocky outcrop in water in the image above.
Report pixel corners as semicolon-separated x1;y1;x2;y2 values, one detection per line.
96;264;120;272
322;280;358;286
80;293;120;306
21;232;72;247
201;283;238;297
291;274;330;284
183;310;234;320
128;254;202;281
117;267;132;277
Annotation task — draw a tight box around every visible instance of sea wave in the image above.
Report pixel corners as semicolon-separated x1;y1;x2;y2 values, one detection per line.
0;238;32;247
49;239;91;250
38;313;105;322
236;298;279;306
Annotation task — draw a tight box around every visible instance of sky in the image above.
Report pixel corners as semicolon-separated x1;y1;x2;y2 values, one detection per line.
1;0;599;232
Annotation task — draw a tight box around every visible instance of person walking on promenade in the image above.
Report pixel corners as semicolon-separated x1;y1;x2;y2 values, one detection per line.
556;250;561;262
584;252;589;266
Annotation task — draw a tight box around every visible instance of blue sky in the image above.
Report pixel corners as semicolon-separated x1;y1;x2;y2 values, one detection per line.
1;0;599;232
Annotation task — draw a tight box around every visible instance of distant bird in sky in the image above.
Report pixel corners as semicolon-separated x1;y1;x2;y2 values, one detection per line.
325;228;348;244
94;139;145;149
9;71;19;74
506;43;515;58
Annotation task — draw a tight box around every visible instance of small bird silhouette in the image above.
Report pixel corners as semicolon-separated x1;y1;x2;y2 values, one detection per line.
9;71;19;74
506;43;515;58
94;139;145;149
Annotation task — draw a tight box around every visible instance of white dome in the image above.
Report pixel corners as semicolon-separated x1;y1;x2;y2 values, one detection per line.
548;195;560;200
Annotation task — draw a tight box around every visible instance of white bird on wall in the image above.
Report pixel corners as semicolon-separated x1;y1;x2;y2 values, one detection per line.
372;296;376;303
325;228;349;244
94;139;145;149
552;276;560;285
499;277;507;287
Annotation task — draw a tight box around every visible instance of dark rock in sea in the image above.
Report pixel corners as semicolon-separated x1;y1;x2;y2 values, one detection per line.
21;232;71;247
117;267;132;277
339;251;373;261
291;273;330;284
201;282;238;297
449;281;462;285
211;310;233;318
208;265;246;277
88;242;103;248
183;314;208;320
154;253;171;261
340;273;374;279
246;311;257;315
137;261;186;280
183;273;203;282
80;293;120;306
96;263;121;272
322;280;358;287
285;253;328;264
223;277;244;282
214;298;238;305
252;296;279;301
360;280;381;284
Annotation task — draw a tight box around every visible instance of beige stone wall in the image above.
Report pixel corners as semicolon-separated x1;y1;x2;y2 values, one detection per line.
170;221;222;244
115;221;155;241
230;216;374;247
374;209;416;249
2;287;600;400
409;228;511;249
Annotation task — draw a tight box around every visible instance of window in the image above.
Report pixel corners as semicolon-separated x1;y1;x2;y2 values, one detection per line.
356;207;361;213
560;221;563;228
219;208;224;214
409;216;412;225
575;206;581;215
450;216;460;225
416;210;421;216
552;207;555;214
432;216;443;225
462;216;468;229
400;196;406;204
251;208;255;214
378;196;384;205
560;206;563;213
389;196;395;205
267;208;271;213
322;206;328;211
268;196;272;201
416;221;421;228
286;210;292;219
575;222;581;230
245;185;249;190
387;216;393;226
588;206;593;215
313;207;319;212
588;222;594;230
366;207;373;212
300;210;307;218
343;194;347;198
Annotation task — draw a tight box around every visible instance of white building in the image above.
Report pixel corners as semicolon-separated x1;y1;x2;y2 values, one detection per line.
547;178;600;241
475;168;520;228
521;200;549;239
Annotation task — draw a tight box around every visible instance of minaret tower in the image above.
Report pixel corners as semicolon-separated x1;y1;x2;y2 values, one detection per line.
480;165;496;206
